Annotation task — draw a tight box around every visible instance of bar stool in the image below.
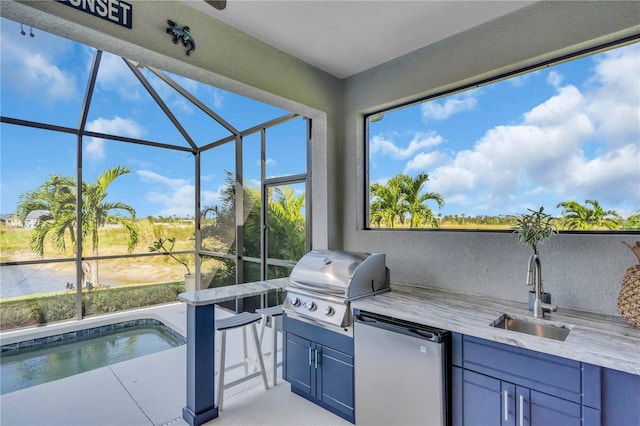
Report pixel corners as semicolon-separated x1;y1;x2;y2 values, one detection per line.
215;311;269;410
256;305;283;385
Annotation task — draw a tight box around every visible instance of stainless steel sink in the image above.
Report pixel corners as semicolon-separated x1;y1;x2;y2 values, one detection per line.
490;314;571;341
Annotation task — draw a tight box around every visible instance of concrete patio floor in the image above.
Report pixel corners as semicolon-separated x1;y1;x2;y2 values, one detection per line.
0;302;351;426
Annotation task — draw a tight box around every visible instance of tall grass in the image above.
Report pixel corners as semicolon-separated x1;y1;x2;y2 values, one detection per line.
0;220;195;262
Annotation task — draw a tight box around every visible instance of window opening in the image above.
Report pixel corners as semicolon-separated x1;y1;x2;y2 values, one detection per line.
365;40;640;232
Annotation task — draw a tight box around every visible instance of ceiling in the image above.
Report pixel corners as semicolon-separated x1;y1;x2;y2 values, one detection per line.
186;0;537;79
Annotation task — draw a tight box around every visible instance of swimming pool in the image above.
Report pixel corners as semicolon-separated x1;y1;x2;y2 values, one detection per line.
0;319;185;394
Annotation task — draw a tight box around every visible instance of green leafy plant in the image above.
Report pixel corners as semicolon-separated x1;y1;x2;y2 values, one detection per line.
149;237;191;275
512;206;558;255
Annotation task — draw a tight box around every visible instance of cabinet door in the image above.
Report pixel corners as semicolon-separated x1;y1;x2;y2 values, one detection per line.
284;333;314;396
529;389;581;426
317;345;354;419
461;369;505;425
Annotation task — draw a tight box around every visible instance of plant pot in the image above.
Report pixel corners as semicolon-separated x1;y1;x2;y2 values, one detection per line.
184;273;199;292
528;291;551;311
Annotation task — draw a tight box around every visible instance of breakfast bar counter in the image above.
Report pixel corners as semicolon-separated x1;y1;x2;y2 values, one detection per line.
178;278;288;426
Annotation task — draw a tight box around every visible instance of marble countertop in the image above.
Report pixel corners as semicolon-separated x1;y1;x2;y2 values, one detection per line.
178;278;288;306
351;283;640;375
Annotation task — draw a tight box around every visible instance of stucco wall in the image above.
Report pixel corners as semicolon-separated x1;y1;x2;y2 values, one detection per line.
341;1;640;315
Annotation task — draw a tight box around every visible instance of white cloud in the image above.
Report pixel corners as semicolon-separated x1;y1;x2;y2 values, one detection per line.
85;116;146;161
211;90;224;109
428;82;597;210
95;51;140;101
584;43;640;146
524;85;588;128
137;170;189;187
568;143;640;206
547;70;563;88
137;170;196;217
370;132;443;159
405;151;445;172
421;95;477;121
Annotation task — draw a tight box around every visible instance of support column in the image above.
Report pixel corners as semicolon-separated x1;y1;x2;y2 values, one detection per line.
182;303;218;426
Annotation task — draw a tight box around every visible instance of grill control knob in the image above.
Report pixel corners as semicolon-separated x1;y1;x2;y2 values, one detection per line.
305;301;317;311
323;306;334;316
290;296;301;307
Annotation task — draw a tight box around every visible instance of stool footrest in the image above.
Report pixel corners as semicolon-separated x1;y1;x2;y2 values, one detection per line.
223;371;265;390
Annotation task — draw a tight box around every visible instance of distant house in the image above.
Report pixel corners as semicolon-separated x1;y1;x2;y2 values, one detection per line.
23;210;50;228
0;213;15;225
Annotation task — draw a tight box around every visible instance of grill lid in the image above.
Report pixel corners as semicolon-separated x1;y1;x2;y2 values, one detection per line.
289;249;388;298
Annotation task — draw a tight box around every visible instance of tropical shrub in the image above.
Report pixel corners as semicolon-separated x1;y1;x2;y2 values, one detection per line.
0;283;183;331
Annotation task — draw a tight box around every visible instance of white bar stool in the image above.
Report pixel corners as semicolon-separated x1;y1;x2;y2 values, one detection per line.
256;305;283;385
215;311;269;410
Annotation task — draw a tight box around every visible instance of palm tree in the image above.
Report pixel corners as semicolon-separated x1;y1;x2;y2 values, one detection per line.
267;186;306;261
16;166;138;287
557;199;621;230
400;173;444;228
201;171;237;254
622;210;640;230
81;166;138;286
201;172;307;285
370;175;406;228
16;175;77;256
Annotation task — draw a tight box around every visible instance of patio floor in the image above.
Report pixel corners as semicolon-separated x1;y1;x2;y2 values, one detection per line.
0;303;351;426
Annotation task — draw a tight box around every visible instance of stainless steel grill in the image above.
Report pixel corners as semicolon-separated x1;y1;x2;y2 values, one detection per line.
283;250;390;336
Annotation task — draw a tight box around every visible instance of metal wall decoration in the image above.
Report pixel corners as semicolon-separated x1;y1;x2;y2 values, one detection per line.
166;20;196;56
20;24;35;37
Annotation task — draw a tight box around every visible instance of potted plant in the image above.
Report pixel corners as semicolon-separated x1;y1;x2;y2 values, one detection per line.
149;237;196;292
512;206;558;310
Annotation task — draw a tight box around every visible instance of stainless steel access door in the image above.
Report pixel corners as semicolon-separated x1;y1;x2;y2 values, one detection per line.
354;312;449;426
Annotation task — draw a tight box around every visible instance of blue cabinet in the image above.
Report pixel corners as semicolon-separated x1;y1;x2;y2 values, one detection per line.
455;366;581;426
283;315;355;423
452;334;617;426
583;363;640;426
284;332;315;395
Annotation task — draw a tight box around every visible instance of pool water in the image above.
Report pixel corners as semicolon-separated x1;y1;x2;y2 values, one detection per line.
1;324;185;394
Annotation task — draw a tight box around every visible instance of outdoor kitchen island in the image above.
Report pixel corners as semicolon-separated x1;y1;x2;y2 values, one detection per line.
178;278;288;426
351;284;640;425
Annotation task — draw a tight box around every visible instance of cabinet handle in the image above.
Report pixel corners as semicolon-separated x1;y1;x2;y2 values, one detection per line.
504;390;509;421
314;348;319;368
308;347;312;367
519;395;524;426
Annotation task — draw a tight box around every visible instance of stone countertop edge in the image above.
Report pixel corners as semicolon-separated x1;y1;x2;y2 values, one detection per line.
178;277;288;306
351;283;640;376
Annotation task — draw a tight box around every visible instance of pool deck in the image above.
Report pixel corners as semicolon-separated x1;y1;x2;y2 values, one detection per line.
0;303;351;426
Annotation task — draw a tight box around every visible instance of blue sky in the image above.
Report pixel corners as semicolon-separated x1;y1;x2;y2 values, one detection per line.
369;42;640;218
0;17;306;219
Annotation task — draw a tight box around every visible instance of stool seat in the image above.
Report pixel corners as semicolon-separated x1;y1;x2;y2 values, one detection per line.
216;311;261;331
255;305;283;317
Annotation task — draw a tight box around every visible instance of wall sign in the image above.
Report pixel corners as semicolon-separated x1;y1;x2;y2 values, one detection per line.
55;0;133;29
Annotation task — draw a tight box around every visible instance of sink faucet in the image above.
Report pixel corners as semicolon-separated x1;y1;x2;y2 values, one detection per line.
526;254;557;318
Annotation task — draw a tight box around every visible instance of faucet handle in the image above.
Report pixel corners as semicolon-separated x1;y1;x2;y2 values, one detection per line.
541;302;557;313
